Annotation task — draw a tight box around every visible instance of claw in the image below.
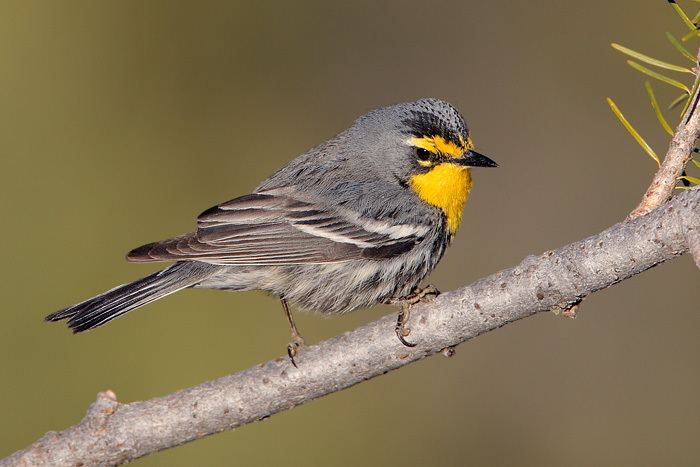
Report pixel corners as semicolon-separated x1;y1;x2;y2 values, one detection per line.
395;327;417;347
287;335;305;368
395;302;417;347
391;285;440;347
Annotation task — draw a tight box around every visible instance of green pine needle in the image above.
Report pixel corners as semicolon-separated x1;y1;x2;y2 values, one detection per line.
692;159;700;169
680;72;700;116
678;175;700;184
666;32;697;62
669;1;699;31
612;43;693;73
607;97;661;166
627;60;690;93
681;29;700;41
644;81;675;135
669;93;689;110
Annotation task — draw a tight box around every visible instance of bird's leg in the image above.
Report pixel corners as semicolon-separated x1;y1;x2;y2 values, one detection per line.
281;299;305;367
391;285;440;347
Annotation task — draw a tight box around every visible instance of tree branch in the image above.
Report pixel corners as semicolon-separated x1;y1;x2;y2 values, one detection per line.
3;187;699;467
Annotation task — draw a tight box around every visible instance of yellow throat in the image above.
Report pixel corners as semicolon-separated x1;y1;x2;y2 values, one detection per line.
410;163;472;235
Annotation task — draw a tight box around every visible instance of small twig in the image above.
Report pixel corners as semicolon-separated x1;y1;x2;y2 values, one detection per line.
628;50;700;220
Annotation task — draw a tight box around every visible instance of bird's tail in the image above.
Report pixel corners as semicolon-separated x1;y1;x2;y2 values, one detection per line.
45;261;219;333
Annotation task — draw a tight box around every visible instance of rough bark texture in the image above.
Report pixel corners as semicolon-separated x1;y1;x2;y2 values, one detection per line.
3;186;699;467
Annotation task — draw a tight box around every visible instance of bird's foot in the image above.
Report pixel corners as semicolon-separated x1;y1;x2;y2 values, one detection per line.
287;333;305;368
391;286;440;348
404;285;440;305
395;302;416;347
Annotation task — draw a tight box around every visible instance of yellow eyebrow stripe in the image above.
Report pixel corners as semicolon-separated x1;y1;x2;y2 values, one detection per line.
462;135;475;150
409;135;468;159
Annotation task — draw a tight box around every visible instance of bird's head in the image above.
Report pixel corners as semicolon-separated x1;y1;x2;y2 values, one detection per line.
352;98;497;234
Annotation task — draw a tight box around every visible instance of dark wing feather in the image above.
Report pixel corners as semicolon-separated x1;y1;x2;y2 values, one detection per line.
127;191;424;265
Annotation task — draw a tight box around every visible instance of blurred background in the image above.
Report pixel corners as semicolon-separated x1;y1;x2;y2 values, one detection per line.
2;1;699;465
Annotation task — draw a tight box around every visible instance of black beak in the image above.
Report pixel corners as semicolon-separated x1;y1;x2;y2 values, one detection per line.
457;150;498;168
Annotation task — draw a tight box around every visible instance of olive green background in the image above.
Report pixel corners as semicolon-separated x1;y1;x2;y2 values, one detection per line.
2;1;699;465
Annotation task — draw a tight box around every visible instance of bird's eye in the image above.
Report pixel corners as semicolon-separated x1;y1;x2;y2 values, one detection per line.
415;147;431;161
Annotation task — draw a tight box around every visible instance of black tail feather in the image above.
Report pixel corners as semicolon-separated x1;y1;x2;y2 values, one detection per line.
46;262;217;333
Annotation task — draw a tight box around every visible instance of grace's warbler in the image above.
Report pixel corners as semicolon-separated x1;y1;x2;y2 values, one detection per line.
46;98;497;362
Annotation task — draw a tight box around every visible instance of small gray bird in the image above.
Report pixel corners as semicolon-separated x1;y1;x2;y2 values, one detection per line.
46;98;497;362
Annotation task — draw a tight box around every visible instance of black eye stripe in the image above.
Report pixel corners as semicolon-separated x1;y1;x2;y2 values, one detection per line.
413;147;449;165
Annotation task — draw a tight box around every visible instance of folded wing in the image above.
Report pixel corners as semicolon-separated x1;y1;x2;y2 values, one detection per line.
127;191;427;265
